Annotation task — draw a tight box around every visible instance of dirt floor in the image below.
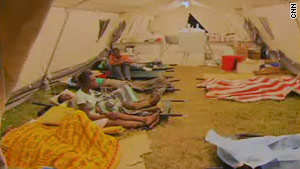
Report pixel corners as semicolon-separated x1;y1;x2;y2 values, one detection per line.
144;66;300;169
3;66;300;169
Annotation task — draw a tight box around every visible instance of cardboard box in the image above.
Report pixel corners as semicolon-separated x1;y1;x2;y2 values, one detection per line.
248;48;261;60
237;59;264;73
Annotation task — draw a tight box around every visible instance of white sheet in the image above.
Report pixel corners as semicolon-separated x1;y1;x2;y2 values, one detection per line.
205;130;300;169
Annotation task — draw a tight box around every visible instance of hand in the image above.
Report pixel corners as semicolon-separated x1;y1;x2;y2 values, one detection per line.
143;67;153;72
95;106;101;113
105;102;114;109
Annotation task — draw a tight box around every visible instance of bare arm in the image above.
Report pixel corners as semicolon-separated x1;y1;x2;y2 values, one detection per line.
78;103;106;121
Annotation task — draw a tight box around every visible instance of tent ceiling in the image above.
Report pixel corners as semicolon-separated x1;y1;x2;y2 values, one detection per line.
53;0;288;13
52;0;167;13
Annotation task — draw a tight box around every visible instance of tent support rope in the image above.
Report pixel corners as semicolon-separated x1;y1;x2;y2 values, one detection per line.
42;9;70;85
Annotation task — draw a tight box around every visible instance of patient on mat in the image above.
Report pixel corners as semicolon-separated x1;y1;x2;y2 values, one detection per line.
41;91;158;129
35;93;76;118
103;76;174;93
75;71;160;129
57;93;75;106
72;72;174;93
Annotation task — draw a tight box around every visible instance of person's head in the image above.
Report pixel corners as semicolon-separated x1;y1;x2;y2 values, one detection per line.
71;75;78;83
57;93;74;104
77;71;99;90
112;48;121;57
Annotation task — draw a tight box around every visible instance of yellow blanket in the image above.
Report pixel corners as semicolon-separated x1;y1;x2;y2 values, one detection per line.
1;107;120;169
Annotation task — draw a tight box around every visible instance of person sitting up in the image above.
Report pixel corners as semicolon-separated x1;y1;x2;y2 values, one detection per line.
76;71;160;129
77;71;164;110
109;48;132;81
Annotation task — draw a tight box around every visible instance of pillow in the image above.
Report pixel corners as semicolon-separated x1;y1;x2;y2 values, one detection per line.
37;106;126;135
36;106;74;125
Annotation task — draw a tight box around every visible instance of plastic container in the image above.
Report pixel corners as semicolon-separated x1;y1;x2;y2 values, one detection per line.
222;56;236;71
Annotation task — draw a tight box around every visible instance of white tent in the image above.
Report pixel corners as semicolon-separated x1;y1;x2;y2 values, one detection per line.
0;0;299;167
3;0;300;92
3;0;300;93
1;0;300;109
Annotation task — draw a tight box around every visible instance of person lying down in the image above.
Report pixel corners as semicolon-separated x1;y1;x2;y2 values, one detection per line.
56;71;161;129
71;72;175;93
38;93;159;129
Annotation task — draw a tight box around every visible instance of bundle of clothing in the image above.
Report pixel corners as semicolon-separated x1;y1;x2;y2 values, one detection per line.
198;76;300;102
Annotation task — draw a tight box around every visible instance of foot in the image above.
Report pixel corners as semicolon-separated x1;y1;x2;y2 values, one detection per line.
143;114;159;126
148;114;160;129
155;87;166;96
149;92;161;106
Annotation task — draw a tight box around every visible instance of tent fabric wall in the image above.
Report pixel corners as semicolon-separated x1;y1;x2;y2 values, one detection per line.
150;6;232;35
118;6;241;65
120;15;154;42
53;0;162;13
242;4;300;63
0;0;53;98
52;0;286;15
13;8;120;91
224;12;250;41
148;7;240;65
49;9;119;73
120;3;300;66
14;8;67;90
6;1;300;93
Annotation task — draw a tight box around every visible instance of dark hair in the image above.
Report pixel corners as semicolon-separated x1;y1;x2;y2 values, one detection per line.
57;94;66;104
112;48;120;53
71;75;78;83
77;71;93;85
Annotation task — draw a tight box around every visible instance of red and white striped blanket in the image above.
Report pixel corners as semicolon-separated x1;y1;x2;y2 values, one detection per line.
199;76;300;102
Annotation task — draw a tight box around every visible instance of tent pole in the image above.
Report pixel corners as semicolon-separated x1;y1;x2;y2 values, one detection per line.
41;9;70;87
0;43;8;169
